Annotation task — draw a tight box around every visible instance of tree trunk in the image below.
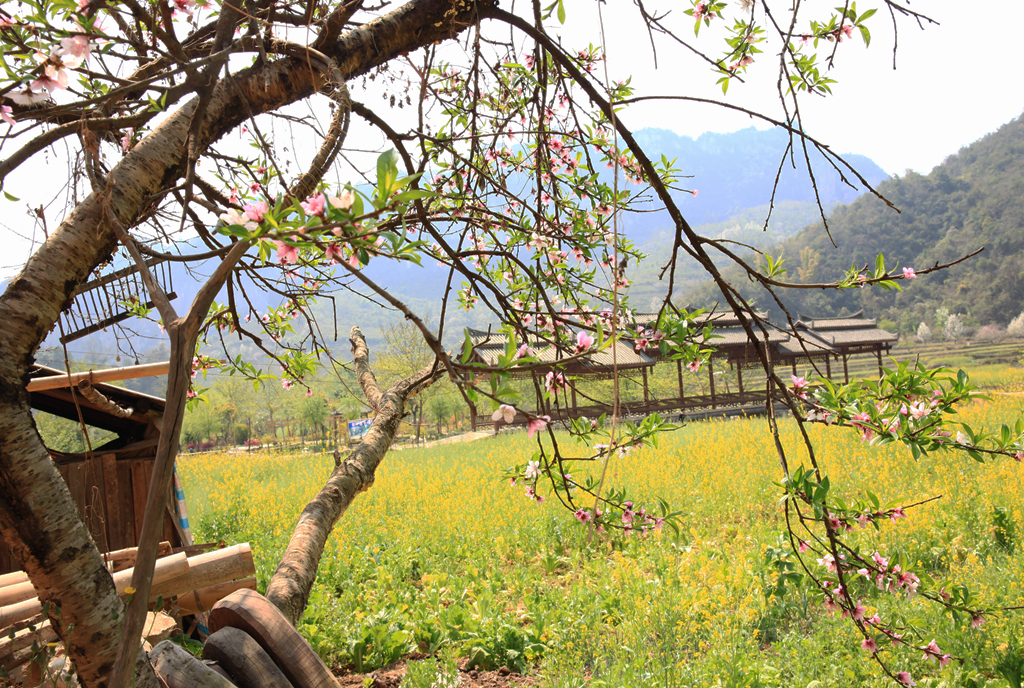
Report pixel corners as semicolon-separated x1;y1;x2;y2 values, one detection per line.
0;0;495;683
265;328;442;625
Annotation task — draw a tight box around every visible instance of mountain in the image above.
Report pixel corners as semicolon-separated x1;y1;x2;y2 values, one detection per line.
617;126;889;246
17;125;891;369
683;112;1024;332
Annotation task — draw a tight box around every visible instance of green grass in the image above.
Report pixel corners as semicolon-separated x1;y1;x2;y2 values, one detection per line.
179;365;1024;686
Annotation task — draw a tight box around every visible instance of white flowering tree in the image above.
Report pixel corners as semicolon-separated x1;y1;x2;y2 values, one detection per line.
0;0;1022;686
916;321;932;343
1009;312;1024;338
944;313;965;342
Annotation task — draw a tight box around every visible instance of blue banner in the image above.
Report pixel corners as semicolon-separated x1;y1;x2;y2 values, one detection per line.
347;418;373;440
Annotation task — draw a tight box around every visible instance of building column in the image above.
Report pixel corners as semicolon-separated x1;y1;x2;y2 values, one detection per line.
876;347;883;377
737;363;744;396
676;359;684;402
843;354;849;383
825;355;832;380
642;366;650;404
708;358;716;407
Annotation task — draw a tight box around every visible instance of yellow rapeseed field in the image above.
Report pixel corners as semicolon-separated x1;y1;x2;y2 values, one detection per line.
178;366;1024;687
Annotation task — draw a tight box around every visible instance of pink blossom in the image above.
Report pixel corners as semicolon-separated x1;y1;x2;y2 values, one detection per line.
515;343;533;359
244;200;268;223
574;508;592;523
852;412;875;441
889;507;906;523
275;241;299;264
921;639;943;663
59;35;91;68
545;371;568;395
527;415;550;439
492;404;516;424
305;388;313;397
119;128;133;152
791;375;810;400
221;209;257;231
301;192;326;216
1;105;15;127
909;401;930;420
798;540;809;553
8;88;48;106
687;360;700;373
575;330;595;353
971;614;985;629
691;189;698;197
1014;451;1023;462
328;189;355;210
902;267;917;279
896;672;915;687
860;637;878;654
324;243;344;262
282;379;293;390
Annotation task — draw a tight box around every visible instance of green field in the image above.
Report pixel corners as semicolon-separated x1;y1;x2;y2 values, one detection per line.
179;365;1024;687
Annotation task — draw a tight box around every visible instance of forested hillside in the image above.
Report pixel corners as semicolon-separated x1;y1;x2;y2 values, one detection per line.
685;113;1024;333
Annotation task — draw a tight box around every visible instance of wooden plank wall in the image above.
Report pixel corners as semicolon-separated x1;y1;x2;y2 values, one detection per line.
0;455;181;575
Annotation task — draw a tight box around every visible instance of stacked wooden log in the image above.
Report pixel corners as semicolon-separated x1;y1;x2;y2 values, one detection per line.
0;543;257;684
152;589;341;688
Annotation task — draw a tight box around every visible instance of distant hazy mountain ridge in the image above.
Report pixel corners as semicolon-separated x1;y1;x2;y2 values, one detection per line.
684;112;1024;333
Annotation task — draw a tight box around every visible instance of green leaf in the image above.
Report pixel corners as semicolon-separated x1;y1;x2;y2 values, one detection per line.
858;25;871;47
2;190;18;202
556;0;566;23
461;330;474;364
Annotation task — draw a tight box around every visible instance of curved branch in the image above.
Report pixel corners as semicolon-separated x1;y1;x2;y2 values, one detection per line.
0;112;152;185
265;327;443;624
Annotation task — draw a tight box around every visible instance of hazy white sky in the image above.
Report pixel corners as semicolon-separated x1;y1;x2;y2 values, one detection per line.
555;0;1024;175
2;0;1022;280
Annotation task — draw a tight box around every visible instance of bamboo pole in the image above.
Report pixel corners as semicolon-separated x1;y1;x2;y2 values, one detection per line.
26;361;171;392
104;541;173;572
0;543;174;590
0;552;189;625
0;571;28;589
149;544;254;604
174;577;257;615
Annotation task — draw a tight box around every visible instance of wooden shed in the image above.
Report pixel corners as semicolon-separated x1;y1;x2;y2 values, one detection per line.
0;364;191;574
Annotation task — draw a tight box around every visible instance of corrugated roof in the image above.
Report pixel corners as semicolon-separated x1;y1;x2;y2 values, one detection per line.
632;310;769;329
777;332;837;356
472;338;654;371
795;309;879;331
810;327;897;346
468;307;895;371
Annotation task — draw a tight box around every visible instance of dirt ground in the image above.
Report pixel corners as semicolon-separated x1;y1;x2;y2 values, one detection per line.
334;656;539;687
